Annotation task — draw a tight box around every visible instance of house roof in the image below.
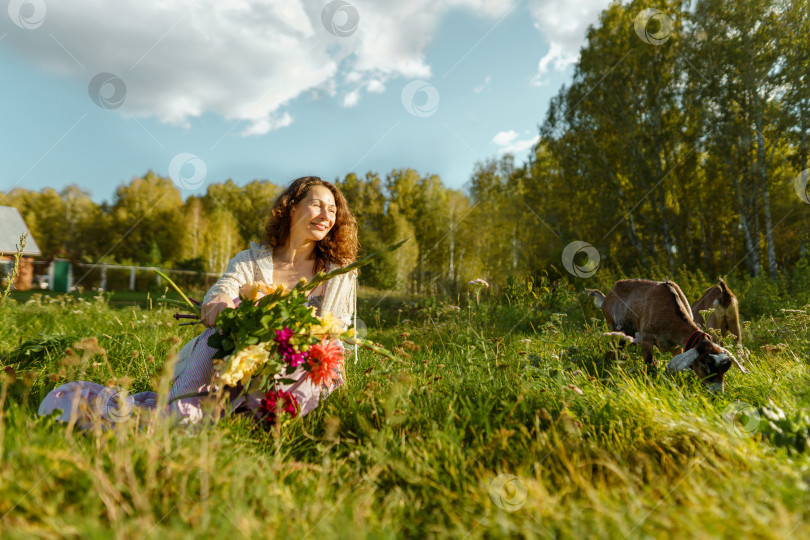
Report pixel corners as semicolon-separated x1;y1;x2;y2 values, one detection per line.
0;206;42;256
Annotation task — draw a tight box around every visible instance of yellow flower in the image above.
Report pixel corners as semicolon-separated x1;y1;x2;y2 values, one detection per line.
238;282;262;302
238;282;288;302
311;312;347;340
269;283;288;296
217;344;270;387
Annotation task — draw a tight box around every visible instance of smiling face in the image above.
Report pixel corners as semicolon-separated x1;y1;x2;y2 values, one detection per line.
290;185;337;242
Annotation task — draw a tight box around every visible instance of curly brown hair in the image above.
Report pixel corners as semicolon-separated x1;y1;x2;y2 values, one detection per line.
262;176;358;272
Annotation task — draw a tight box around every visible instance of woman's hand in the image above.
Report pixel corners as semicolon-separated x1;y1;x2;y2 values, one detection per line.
200;294;236;327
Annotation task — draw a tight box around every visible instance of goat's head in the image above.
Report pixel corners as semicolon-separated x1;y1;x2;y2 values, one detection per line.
666;339;748;394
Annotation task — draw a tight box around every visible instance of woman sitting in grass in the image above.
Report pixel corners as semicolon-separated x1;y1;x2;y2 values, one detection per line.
38;176;359;427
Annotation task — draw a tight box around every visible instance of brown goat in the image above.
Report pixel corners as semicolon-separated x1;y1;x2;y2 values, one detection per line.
585;279;746;393
691;278;742;347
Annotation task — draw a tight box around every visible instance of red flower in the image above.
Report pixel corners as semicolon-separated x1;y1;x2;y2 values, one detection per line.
307;337;344;387
259;389;298;424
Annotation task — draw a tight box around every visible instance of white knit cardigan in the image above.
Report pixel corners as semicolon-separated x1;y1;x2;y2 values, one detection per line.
172;243;358;381
202;242;358;327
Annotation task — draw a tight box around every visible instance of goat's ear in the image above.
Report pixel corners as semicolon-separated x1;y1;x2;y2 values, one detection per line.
666;348;699;373
720;347;749;374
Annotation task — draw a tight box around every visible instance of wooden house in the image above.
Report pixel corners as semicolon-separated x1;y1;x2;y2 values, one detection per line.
0;205;42;291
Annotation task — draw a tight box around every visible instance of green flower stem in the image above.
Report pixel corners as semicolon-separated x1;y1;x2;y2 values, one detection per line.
303;239;408;292
155;298;199;312
343;336;399;362
152;268;200;314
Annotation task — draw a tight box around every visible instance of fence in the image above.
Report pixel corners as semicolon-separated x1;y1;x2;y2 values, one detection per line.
31;261;221;293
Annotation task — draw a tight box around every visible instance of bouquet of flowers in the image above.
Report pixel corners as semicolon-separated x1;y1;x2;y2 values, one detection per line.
154;240;403;426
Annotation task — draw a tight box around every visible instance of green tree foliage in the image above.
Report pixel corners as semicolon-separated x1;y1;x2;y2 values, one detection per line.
109;171;184;264
203;207;242;273
1;0;807;290
1;185;104;261
201;179;278;248
535;0;806;279
0;174;271;275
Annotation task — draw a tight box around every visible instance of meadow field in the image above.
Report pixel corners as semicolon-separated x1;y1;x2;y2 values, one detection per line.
2;266;810;539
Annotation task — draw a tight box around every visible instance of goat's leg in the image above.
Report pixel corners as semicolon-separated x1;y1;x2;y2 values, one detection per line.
730;316;743;347
637;335;657;367
643;348;656;366
728;314;746;360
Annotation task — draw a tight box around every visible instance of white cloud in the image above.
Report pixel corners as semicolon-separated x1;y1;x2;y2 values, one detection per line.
491;130;518;146
491;130;539;155
528;0;613;86
343;89;361;108
473;74;492;93
3;0;513;135
501;135;539;154
240;112;294;137
366;79;385;93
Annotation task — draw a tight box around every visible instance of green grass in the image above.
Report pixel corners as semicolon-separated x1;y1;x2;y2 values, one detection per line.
1;280;810;539
7;289;198;309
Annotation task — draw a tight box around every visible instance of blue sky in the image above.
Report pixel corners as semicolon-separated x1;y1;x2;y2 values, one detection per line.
0;0;611;203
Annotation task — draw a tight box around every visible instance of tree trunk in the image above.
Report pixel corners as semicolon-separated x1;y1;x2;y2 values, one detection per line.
754;97;778;278
192;203;200;258
761;177;778;278
654;188;675;271
456;247;465;294
696;195;713;275
799;104;810;258
622;200;646;264
649;127;675;272
730;165;759;276
588;133;647;264
418;254;425;295
753;189;761;275
448;209;455;294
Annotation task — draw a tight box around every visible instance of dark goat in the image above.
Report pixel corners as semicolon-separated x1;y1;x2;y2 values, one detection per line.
585;279;747;393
